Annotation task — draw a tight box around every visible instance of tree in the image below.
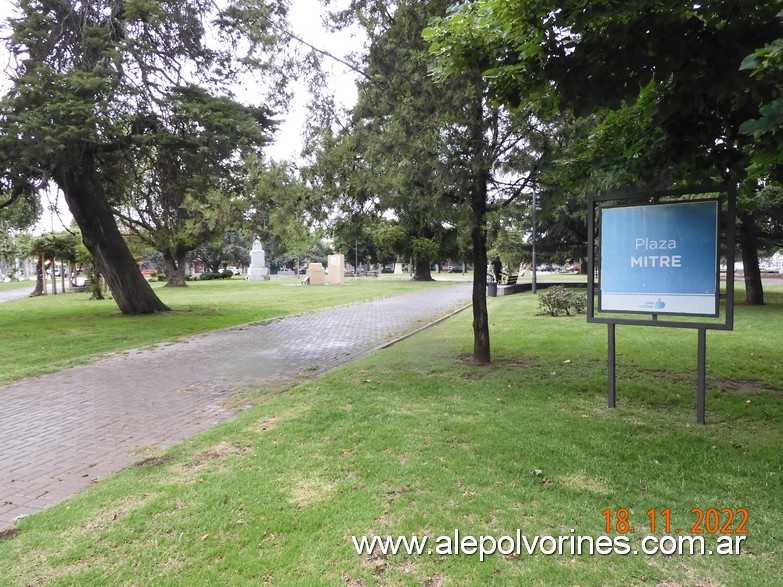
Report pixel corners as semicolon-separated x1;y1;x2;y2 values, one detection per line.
739;13;783;180
0;224;18;280
0;0;289;313
26;230;78;295
425;0;783;304
244;159;327;274
190;230;251;274
331;217;381;269
312;1;549;362
114;87;275;286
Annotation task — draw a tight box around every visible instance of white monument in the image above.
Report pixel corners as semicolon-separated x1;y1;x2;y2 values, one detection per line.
247;239;270;281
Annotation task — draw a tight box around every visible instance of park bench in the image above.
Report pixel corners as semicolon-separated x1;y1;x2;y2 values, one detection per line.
72;280;91;293
346;270;379;277
505;275;518;286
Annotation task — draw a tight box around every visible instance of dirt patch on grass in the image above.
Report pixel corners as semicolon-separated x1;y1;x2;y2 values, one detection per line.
133;454;176;468
341;571;367;586
634;368;691;385
173;441;253;476
454;355;539;383
193;441;252;464
713;379;781;395
492;357;539;370
290;475;337;509
360;550;389;577
248;417;282;433
0;527;20;541
559;472;611;495
82;494;159;531
458;354;537;370
245;404;310;435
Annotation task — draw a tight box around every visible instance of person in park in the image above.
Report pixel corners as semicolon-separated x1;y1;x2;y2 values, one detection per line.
491;256;503;283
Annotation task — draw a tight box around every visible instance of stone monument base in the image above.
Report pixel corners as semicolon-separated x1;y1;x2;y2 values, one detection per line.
308;263;325;285
248;238;270;281
247;266;270;281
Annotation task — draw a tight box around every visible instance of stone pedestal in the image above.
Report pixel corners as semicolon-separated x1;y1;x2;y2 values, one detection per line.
248;239;270;281
327;254;345;285
394;262;404;275
308;263;325;285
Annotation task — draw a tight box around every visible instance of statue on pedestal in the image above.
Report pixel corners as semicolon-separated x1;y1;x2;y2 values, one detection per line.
247;238;270;281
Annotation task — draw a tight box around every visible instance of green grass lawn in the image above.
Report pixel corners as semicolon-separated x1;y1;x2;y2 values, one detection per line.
0;279;36;292
0;282;780;586
0;277;448;385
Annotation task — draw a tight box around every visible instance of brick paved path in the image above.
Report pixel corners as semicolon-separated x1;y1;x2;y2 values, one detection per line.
0;284;471;529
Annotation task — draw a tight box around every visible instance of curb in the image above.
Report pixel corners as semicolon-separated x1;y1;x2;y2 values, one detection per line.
375;302;473;351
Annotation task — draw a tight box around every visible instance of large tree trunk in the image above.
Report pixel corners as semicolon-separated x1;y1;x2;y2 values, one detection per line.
412;259;434;281
163;249;187;287
470;187;491;365
468;70;491;365
737;212;764;305
56;155;170;314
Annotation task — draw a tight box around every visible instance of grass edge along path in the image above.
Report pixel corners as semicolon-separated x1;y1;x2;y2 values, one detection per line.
0;285;780;586
0;278;453;386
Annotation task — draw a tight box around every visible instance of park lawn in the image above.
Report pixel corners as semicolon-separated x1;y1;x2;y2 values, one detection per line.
0;281;35;292
0;277;449;386
0;284;781;586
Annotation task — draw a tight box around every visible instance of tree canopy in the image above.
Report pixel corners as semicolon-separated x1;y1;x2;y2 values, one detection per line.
427;1;781;177
425;1;783;304
114;87;276;286
309;0;554;362
0;0;290;313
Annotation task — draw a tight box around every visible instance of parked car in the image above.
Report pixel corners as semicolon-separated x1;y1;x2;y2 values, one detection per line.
381;265;394;273
448;265;464;273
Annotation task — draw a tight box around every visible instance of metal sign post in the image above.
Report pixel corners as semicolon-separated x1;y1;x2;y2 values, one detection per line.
587;186;736;424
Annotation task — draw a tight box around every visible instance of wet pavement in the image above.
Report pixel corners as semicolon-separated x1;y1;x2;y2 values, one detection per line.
0;283;472;529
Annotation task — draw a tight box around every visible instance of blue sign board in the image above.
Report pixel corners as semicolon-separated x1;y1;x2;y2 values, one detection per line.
599;200;719;316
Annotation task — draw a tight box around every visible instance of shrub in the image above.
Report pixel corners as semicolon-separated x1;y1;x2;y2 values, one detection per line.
199;270;233;281
538;285;586;316
570;290;586;314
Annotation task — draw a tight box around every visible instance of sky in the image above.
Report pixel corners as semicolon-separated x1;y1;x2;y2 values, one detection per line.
0;0;363;233
269;0;362;161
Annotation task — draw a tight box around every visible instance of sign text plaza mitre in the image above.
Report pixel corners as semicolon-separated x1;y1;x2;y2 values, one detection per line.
599;200;719;317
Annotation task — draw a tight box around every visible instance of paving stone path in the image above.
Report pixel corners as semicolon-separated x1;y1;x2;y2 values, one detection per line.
0;283;472;529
